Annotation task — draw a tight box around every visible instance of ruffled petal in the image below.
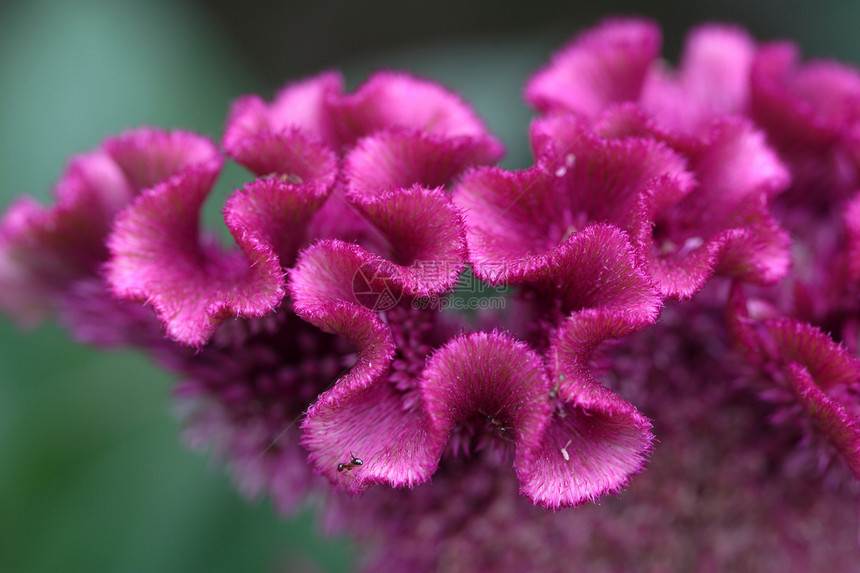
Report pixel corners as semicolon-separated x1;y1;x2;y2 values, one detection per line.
301;377;441;494
291;278;436;493
530;114;692;231
0;152;130;322
420;331;552;456
329;71;503;146
0;128;220;325
291;186;466;308
223;126;339;187
620;118;791;296
223;174;333;267
517;322;654;509
344;129;503;199
222;71;344;152
525;18;661;119
641;24;755;132
519;225;663;324
752;43;860;146
729;286;860;478
455;116;691;273
105;169;286;347
783;363;860;480
103;128;222;192
763;319;860;392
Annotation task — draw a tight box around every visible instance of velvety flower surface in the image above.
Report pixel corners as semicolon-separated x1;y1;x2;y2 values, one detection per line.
0;128;220;344
5;17;860;573
526;18;755;134
751;42;860;204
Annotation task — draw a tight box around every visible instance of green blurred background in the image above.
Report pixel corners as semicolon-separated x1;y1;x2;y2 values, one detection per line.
2;1;859;571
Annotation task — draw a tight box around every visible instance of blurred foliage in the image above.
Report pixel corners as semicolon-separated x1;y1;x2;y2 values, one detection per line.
2;0;860;572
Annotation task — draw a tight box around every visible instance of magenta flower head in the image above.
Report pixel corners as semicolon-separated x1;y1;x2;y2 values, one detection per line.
522;17;792;299
5;15;860;573
525;17;756;135
147;70;505;511
750;41;860;205
0;128;222;345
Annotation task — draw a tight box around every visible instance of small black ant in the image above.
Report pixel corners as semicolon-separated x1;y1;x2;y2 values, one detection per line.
480;410;514;442
337;451;364;473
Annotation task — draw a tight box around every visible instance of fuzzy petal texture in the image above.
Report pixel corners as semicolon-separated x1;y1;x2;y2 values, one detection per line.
329;70;504;147
290;234;462;491
515;225;663;325
106;169;287;347
599;114;792;297
301;375;442;494
517;320;654;509
223;174;334;268
291;294;437;493
455;116;690;278
104;128;222;192
223;127;339;188
783;363;860;480
421;331;552;459
0;128;220;324
330;70;499;143
640;24;756;133
223;71;344;152
291;187;467;309
344;129;503;199
525;18;661;119
729;286;860;479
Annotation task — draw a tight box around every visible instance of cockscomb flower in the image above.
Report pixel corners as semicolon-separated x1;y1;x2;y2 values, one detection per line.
750;41;860;207
5;16;860;573
525;17;756;136
128;70;505;511
0;128;222;346
523;18;792;299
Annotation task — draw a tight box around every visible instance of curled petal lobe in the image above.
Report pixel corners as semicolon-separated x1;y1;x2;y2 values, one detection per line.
290;285;433;492
518;323;653;509
223;71;344;151
224;127;339;187
352;185;467;277
291;187;466;307
764;319;860;392
525;18;661;119
103;128;222;192
517;389;653;509
420;331;553;455
0;153;131;322
641;24;756;132
223;175;333;267
627;119;791;296
0;128;219;325
456;116;691;277
329;71;503;146
752;43;860;145
783;363;860;481
529;114;693;231
301;380;442;494
517;225;662;325
106;168;285;347
344;129;503;199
